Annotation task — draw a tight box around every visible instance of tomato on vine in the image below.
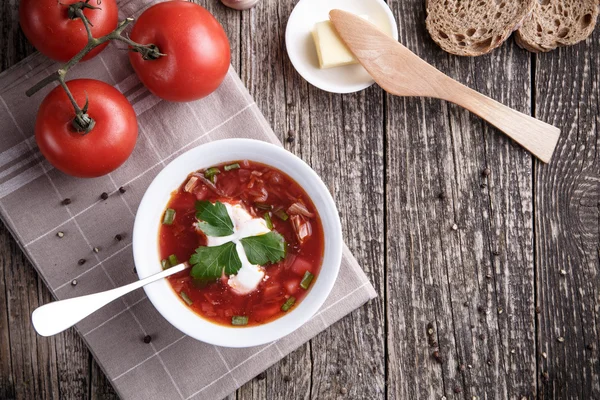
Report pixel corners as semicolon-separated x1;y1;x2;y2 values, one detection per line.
35;79;138;178
19;0;118;62
129;1;231;102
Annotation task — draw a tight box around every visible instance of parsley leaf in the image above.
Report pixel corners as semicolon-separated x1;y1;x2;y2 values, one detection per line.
189;242;241;280
195;200;234;237
240;231;286;265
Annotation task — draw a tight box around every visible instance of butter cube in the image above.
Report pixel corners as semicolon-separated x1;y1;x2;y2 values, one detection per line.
312;16;367;69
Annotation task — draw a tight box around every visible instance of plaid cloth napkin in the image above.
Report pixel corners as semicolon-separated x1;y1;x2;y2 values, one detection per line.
0;1;376;399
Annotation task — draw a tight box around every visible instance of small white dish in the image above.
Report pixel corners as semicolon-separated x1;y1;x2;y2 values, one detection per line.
133;139;343;348
285;0;398;94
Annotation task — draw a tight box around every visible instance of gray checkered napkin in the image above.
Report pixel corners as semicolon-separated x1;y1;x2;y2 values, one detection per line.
0;1;376;398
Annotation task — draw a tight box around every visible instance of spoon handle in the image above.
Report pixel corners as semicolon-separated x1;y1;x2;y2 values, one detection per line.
32;263;188;337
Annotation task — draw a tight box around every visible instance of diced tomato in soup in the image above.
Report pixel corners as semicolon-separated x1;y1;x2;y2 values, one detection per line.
159;161;324;326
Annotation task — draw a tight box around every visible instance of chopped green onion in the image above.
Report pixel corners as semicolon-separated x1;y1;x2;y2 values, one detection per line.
274;209;289;221
162;208;176;225
210;174;218;184
255;203;272;210
264;213;273;230
204;167;220;179
224;163;240;171
231;316;248;326
180;291;193;306
168;254;179;266
281;297;296;312
300;271;314;289
161;259;170;270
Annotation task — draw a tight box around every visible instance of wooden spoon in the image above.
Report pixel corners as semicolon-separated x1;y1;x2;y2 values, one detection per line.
329;9;560;163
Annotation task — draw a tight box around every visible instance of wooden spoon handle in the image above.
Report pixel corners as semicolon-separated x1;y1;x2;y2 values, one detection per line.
440;78;560;163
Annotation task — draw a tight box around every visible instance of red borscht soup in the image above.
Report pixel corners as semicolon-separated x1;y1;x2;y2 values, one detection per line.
159;160;324;327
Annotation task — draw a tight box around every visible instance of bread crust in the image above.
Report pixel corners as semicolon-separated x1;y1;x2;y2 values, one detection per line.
515;0;599;53
425;0;536;56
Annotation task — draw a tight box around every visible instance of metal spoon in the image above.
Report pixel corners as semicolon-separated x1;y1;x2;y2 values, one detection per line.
31;263;189;337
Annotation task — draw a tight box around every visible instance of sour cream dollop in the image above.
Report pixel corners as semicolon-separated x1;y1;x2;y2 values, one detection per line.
204;203;270;295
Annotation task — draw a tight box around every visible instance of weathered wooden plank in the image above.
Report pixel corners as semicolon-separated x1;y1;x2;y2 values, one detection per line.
385;1;536;398
534;28;600;399
305;83;386;399
90;358;119;400
0;223;17;400
239;1;386;399
0;0;34;71
2;229;59;399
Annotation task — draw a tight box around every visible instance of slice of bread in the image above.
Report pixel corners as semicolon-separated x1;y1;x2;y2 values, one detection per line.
426;0;536;56
515;0;599;52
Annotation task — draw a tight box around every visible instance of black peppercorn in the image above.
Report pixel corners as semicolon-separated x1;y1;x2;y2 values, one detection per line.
115;234;123;241
119;186;126;194
78;259;86;266
143;335;152;344
100;192;108;200
61;198;71;206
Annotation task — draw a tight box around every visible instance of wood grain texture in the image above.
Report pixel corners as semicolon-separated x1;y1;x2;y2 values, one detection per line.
0;0;598;399
385;1;536;398
534;27;600;399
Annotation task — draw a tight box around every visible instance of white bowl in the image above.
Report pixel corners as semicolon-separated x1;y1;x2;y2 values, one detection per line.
285;0;398;94
133;139;343;348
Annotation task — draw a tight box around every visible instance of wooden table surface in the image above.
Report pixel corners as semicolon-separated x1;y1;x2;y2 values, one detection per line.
1;0;599;399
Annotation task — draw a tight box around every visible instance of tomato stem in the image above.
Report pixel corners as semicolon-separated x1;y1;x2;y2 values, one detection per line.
25;1;166;131
67;0;101;22
57;78;96;134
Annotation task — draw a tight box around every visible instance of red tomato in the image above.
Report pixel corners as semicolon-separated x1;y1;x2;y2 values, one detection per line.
129;1;231;102
19;0;118;62
35;79;138;178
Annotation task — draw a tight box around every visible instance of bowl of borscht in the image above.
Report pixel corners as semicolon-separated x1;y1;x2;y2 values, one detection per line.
133;139;342;347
